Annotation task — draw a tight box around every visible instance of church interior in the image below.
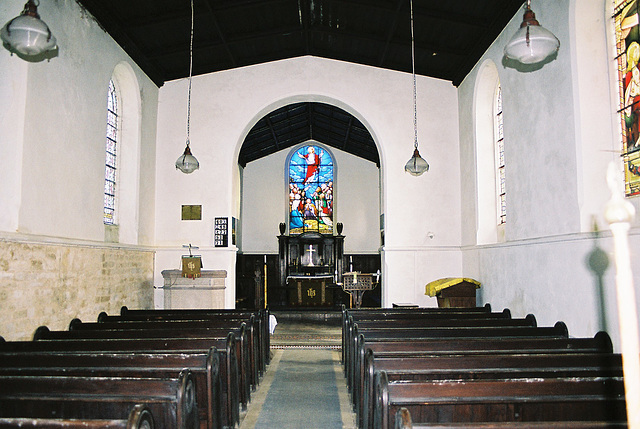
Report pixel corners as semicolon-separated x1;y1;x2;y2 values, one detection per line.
1;0;640;426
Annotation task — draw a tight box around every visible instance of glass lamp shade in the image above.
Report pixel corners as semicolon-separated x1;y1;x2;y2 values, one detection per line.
175;144;199;174
1;9;57;56
504;8;559;64
404;148;429;176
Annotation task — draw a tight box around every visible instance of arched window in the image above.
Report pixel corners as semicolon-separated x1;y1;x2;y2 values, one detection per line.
614;0;640;196
475;60;504;244
287;144;334;235
104;79;119;225
494;83;506;224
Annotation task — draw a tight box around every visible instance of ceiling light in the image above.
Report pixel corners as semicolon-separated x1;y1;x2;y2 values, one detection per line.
1;0;57;57
175;0;199;174
504;0;559;64
404;0;429;176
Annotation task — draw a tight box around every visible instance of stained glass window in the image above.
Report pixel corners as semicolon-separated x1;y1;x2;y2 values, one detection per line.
288;144;334;235
614;0;640;196
495;83;506;224
104;79;118;224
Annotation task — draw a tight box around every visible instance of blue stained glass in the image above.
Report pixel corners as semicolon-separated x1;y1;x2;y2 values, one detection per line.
288;145;334;234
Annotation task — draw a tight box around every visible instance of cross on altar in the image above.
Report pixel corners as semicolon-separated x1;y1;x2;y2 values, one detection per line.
306;244;316;266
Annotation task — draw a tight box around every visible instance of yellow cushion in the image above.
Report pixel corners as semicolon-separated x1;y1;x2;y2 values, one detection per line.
425;277;481;297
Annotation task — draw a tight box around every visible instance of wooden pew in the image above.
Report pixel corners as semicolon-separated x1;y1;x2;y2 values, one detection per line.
361;350;624;429
341;305;502;362
0;350;222;429
68;318;260;391
0;404;154;429
110;307;270;366
346;321;569;400
102;308;269;373
374;371;627;429
0;370;199;429
345;313;537;372
0;336;240;429
36;322;254;407
393;408;628;429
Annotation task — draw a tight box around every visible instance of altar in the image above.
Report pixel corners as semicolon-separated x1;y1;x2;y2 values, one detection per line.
287;274;334;306
277;230;345;308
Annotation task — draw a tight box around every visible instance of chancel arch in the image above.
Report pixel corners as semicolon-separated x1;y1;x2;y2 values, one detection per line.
236;102;382;309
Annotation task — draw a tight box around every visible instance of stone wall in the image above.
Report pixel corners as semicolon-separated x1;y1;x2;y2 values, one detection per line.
0;239;154;341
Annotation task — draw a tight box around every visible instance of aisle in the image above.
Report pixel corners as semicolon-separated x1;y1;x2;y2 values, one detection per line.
239;349;356;429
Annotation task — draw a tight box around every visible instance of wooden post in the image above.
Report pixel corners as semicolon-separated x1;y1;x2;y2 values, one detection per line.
604;162;639;427
264;255;268;309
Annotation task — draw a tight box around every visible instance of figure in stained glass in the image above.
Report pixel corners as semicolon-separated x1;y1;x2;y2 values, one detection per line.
615;0;640;196
288;144;334;234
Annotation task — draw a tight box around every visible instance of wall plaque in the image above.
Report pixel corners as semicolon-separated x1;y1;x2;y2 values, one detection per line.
182;205;202;220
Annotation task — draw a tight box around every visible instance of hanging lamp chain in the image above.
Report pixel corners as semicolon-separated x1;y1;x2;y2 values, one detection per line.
410;0;418;150
186;0;194;147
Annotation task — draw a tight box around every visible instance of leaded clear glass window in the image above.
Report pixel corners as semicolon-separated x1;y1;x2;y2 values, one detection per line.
614;0;640;196
495;83;506;224
288;144;334;235
104;79;118;224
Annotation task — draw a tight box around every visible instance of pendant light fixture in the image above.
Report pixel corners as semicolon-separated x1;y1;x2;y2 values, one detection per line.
1;0;57;57
175;0;200;174
504;0;560;65
404;0;429;176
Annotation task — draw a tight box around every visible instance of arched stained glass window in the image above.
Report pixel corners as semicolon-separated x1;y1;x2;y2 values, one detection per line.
614;0;640;196
495;83;506;224
288;144;334;235
104;79;119;225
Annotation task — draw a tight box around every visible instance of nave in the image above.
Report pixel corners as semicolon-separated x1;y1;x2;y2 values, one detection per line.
0;306;630;428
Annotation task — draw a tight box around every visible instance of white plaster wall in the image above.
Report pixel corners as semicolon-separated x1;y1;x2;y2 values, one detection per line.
1;0;158;244
0;0;27;233
154;56;461;307
240;144;380;254
458;0;640;351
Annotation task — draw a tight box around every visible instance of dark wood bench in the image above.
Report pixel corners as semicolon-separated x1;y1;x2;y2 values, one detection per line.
0;404;154;428
112;307;269;364
0;349;222;429
101;308;270;372
341;305;505;361
374;372;627;429
0;336;240;429
392;408;628;429
361;351;624;429
68;318;260;390
345;314;537;367
346;321;569;397
36;322;255;406
0;370;199;429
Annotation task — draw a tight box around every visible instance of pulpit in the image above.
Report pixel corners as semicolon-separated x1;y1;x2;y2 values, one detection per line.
277;231;345;307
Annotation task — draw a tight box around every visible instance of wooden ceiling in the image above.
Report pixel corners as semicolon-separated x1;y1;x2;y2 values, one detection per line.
76;0;525;163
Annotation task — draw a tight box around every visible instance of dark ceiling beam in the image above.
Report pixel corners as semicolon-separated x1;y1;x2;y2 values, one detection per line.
145;24;303;60
201;0;238;67
377;0;405;68
342;117;353;150
76;0;166;86
299;0;310;53
266;117;282;150
450;0;523;86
